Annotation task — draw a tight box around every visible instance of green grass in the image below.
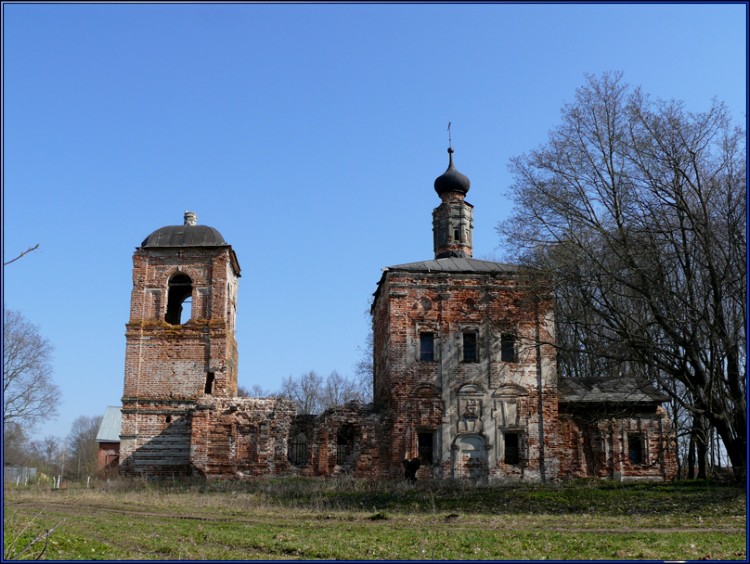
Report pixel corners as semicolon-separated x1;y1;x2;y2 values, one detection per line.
4;478;746;560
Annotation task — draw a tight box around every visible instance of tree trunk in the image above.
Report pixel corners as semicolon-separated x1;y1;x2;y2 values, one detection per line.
696;429;707;480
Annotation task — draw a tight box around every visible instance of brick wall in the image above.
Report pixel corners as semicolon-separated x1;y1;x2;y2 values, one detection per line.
372;268;561;482
557;406;677;481
97;442;120;476
190;397;296;477
120;244;240;476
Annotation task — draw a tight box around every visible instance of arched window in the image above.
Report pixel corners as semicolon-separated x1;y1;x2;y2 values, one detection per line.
165;273;193;325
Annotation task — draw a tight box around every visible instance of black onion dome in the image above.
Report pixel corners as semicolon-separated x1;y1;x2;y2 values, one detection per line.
434;147;470;196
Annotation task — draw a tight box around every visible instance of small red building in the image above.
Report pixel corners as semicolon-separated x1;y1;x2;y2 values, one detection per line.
96;406;121;476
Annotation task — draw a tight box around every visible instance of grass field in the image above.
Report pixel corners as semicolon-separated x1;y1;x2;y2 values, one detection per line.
3;477;746;560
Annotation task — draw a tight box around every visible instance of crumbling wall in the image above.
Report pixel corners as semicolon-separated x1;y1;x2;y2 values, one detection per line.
557;407;677;481
287;403;386;478
190;397;296;477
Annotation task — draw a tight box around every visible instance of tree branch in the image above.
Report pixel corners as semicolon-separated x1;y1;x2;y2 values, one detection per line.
4;244;40;266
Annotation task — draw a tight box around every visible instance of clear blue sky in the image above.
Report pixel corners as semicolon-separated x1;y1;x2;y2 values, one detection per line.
3;2;746;443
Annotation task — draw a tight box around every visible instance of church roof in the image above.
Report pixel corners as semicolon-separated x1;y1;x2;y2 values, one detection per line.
558;377;668;404
141;225;227;248
141;211;228;248
385;257;519;274
372;257;520;308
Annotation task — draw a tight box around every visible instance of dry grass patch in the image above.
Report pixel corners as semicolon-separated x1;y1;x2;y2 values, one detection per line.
4;478;746;560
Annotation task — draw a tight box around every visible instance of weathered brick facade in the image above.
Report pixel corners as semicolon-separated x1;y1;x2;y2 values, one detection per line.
371;265;560;481
120;212;241;475
118;152;676;482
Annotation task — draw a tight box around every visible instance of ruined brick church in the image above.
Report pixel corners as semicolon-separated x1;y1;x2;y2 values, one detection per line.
119;148;676;482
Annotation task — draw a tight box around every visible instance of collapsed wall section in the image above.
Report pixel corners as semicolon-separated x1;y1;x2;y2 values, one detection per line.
286;402;387;478
190;397;297;477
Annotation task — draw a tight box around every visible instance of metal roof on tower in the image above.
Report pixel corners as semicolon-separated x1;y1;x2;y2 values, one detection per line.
141;211;228;248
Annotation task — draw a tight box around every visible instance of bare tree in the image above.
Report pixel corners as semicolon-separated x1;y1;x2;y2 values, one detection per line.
280;371;324;414
354;328;374;403
66;415;102;480
3;308;60;430
3;422;31;466
280;370;365;414
321;370;360;410
499;72;746;480
237;384;276;398
29;435;65;476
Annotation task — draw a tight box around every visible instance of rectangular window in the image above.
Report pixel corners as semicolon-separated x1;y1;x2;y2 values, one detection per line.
336;425;355;466
289;434;309;466
418;432;434;465
628;433;644;465
504;432;520;465
501;334;517;363
420;332;435;361
463;332;478;362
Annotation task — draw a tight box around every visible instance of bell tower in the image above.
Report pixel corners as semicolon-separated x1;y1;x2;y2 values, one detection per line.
432;147;474;258
120;211;241;475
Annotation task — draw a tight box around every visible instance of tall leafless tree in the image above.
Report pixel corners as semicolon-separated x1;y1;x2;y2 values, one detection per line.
280;371;324;414
499;72;746;480
354;328;374;403
3;308;60;431
321;370;361;410
280;370;364;414
66;415;103;480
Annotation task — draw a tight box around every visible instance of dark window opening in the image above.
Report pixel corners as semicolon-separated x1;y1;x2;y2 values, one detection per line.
501;334;517;363
453;228;460;241
336;425;356;466
504;432;520;465
204;372;215;395
463;332;478;362
628;433;644;465
165;274;193;325
420;332;435;361
418;432;434;465
165;415;172;424
289;433;309;465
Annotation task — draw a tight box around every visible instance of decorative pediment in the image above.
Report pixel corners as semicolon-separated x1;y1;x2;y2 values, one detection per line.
452;433;489;451
457;383;485;396
492;384;528;398
409;384;441;398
